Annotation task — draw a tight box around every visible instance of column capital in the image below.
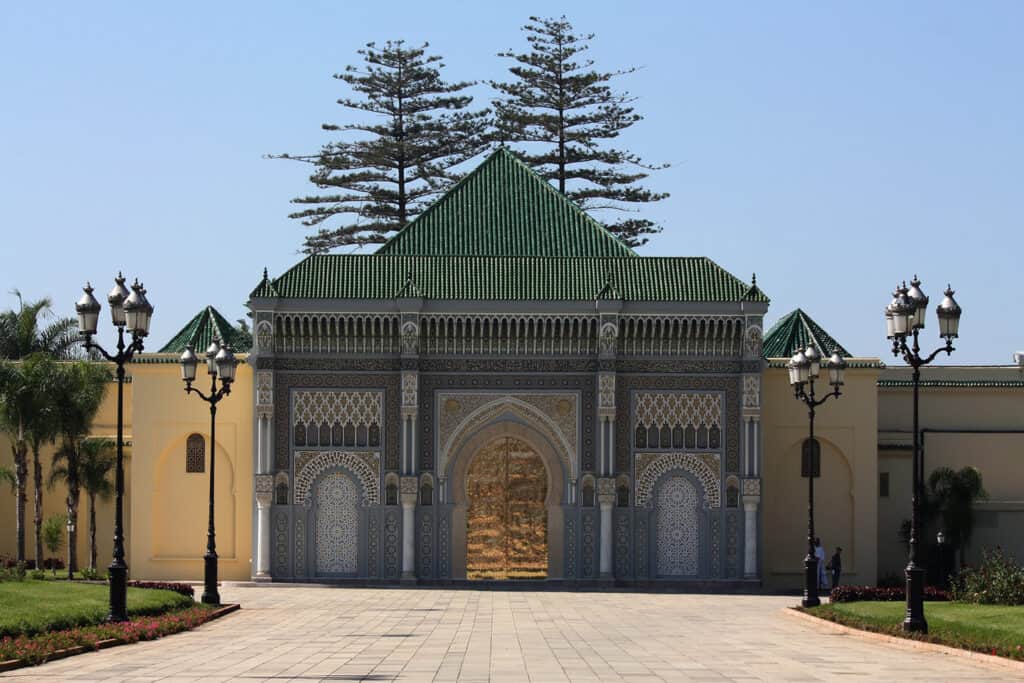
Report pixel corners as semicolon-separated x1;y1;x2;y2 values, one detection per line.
598;477;616;506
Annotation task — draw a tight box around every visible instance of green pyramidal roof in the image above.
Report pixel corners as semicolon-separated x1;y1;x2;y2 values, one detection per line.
762;309;850;359
376;147;637;258
159;306;252;353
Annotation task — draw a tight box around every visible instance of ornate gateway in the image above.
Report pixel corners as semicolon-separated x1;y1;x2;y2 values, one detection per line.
248;148;767;585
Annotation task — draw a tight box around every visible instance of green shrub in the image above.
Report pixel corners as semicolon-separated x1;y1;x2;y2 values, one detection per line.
79;567;102;581
29;569;46;581
0;562;27;582
952;548;1024;605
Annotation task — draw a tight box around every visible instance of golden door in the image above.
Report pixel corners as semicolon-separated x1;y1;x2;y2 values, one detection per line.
466;437;548;579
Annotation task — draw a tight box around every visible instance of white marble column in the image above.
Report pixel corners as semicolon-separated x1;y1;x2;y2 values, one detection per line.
598;478;615;578
254;475;273;580
400;477;418;580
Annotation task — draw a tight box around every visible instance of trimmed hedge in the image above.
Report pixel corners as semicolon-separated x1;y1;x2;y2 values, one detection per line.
830;584;951;603
126;581;195;598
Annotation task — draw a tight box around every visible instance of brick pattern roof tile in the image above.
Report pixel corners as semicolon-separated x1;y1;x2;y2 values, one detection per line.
762;308;850;359
376;148;637;258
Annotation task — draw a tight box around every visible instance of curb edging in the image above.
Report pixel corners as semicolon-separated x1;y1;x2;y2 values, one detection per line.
783;607;1024;672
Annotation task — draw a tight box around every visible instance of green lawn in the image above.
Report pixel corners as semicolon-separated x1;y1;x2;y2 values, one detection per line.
0;581;193;638
809;601;1024;658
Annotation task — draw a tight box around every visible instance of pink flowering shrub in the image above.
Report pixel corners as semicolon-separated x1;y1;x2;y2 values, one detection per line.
0;606;214;666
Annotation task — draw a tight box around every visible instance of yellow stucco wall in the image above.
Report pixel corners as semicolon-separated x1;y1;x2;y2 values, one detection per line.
0;358;253;581
761;362;880;590
877;366;1024;577
129;358;252;581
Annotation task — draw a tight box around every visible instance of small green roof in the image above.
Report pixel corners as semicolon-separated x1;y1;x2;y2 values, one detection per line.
159;306;252;353
253;254;767;303
375;148;637;258
762;308;850;358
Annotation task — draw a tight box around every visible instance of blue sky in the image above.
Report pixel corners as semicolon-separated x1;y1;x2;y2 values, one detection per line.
1;1;1020;363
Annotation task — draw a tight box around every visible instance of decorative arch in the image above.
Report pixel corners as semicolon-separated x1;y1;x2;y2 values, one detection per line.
725;475;740;508
580;474;596;507
419;473;434;506
443;396;576;481
635;453;720;508
294;451;380;506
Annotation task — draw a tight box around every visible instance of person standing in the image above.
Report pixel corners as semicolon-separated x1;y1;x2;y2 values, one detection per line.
828;547;843;588
814;537;828;591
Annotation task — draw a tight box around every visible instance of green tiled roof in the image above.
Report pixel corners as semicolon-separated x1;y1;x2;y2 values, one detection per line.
762;308;850;358
376;148;637;258
159;306;253;353
254;254;769;303
877;379;1024;388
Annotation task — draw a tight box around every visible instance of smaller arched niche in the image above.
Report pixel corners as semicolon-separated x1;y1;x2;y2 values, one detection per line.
420;473;434;506
581;475;596;507
725;475;740;508
274;471;289;505
616;475;631;507
384;472;399;506
185;433;205;473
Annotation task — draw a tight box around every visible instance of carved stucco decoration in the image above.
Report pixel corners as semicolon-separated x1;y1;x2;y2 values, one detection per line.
741;478;761;497
635;392;722;429
401;321;420;355
256;371;273;408
293;450;380;506
635;452;721;508
255;473;274;506
599;321;618;355
598;374;616;410
743;375;760;409
402;372;418;410
293;390;382;431
256;320;273;353
438;392;578;480
744;323;762;357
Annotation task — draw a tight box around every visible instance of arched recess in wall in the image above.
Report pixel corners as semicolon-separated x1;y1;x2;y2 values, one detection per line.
765;435;853;576
153;432;236;560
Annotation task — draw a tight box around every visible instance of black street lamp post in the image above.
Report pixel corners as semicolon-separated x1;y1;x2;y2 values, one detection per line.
787;344;846;608
75;275;154;622
178;338;238;605
885;276;962;634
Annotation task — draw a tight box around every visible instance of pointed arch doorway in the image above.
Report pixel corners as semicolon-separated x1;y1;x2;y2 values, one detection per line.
465;436;548;579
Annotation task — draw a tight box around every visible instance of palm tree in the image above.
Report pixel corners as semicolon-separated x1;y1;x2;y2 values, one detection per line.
928;466;987;570
0;361;32;563
78;439;115;570
48;361;110;578
0;291;79;361
23;354;60;567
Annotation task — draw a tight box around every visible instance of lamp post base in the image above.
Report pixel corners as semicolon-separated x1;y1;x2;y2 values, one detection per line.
201;552;220;605
903;563;928;633
107;562;128;622
801;554;820;608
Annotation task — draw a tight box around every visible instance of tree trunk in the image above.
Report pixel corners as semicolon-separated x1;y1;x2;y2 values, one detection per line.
67;484;79;579
32;445;43;567
89;492;97;570
13;444;28;564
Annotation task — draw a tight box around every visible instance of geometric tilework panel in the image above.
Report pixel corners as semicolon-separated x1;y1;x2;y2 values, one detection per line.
314;471;359;575
293;390;382;429
294;451;380;506
635;452;721;508
635;392;722;429
655;475;699;577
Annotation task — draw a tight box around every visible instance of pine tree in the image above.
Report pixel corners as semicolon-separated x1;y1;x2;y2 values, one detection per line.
492;16;668;247
271;41;489;253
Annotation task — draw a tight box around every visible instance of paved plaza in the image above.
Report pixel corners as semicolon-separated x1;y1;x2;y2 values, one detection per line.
2;585;1018;682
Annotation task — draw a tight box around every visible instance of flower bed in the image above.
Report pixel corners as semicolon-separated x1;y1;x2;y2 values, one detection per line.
0;605;222;667
829;584;951;603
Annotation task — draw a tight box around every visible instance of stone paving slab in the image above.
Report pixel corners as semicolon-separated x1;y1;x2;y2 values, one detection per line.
1;585;1019;682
